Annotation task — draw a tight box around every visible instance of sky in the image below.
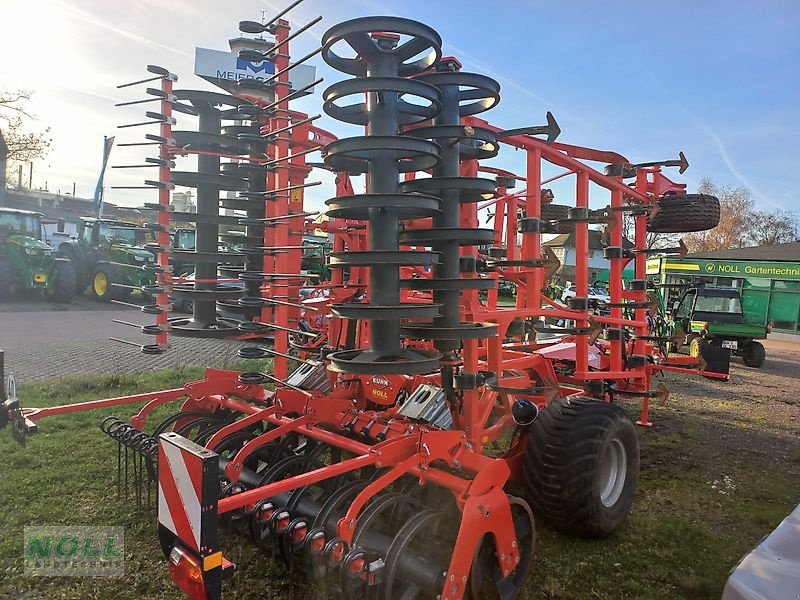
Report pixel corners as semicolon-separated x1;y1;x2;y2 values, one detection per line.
1;0;798;215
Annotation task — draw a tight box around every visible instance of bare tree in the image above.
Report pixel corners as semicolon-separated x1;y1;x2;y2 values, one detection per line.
683;177;754;252
0;89;52;178
747;209;799;246
618;214;678;249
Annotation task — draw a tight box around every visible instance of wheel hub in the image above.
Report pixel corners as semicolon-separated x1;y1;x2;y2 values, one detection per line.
599;438;627;508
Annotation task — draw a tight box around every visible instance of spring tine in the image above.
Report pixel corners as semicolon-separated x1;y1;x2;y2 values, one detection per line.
110;299;145;310
269;180;321;196
269;16;323;56
262;46;323;88
265;145;321;167
263;114;321;139
115;97;160;107
116;439;122;498
117;75;163;89
262;0;305;31
258;346;318;366
109;337;144;348
262;78;323;113
112;319;145;328
124;444;129;499
259;372;313;397
111;163;165;169
240;211;318;225
266;323;319;337
263;298;320;311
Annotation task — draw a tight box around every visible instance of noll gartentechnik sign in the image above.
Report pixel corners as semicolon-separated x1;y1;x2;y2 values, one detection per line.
655;259;800;280
24;526;124;576
194;47;316;91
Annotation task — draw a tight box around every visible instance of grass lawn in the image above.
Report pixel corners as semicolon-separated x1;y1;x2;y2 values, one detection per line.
0;356;798;599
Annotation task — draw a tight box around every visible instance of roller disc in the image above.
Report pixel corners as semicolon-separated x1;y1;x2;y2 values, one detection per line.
381;509;459;600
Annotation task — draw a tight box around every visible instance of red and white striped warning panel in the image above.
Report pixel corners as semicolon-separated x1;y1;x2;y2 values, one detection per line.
158;432;216;553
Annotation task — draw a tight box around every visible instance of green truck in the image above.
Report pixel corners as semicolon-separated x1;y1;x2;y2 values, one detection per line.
0;208;77;303
57;218;155;301
670;286;768;368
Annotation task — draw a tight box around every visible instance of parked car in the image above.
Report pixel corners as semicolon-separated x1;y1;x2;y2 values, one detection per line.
560;285;610;307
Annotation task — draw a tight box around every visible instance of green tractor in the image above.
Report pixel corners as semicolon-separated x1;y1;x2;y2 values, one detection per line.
57;218;155;302
0;208;77;303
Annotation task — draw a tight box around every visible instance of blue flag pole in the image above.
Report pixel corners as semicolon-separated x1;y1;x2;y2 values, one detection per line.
93;135;115;218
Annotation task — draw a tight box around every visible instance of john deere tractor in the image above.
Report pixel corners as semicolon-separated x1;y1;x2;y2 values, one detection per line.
0;208;77;303
58;217;155;301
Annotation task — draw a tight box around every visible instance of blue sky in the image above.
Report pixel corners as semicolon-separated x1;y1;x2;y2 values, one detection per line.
2;0;798;213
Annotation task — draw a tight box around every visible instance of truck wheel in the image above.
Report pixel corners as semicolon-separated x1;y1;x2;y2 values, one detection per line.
46;260;77;303
92;266;126;302
0;258;11;301
540;204;573;234
523;397;640;538
648;194;720;233
741;341;765;368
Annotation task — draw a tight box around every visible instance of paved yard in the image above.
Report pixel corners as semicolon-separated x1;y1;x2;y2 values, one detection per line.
0;302;256;382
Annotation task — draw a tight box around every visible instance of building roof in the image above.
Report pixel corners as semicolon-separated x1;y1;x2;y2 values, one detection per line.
543;229;633;250
687;242;800;262
0;207;43;217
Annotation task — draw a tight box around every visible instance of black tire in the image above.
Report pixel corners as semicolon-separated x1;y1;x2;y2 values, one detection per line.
46;260;77;303
741;341;765;368
647;194;720;233
540;203;573;234
0;257;12;302
523;397;640;538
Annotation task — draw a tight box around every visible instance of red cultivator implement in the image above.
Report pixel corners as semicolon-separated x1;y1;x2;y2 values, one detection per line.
2;5;728;600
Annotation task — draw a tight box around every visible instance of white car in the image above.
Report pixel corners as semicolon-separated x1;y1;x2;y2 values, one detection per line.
561;285;611;306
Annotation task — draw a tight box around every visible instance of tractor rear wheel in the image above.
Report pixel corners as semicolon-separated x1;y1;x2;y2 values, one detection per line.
523;397;640;538
0;258;12;301
46;260;77;303
741;341;765;368
648;194;720;233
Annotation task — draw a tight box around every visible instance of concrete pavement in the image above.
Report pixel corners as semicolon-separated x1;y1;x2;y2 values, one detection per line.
1;307;255;382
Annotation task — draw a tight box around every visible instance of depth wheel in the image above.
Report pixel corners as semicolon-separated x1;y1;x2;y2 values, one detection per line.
523;397;640;538
467;496;535;600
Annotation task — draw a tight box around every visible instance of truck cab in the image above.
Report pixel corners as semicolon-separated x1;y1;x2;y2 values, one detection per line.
672;286;768;368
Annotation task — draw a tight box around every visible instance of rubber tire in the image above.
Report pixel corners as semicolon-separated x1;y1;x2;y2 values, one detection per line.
540;203;573;234
523;397;640;538
647;194;720;233
0;258;12;302
91;265;126;302
741;341;765;368
689;336;706;358
46;260;77;303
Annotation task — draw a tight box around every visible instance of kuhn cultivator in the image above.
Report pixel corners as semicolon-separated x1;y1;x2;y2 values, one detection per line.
2;3;727;599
